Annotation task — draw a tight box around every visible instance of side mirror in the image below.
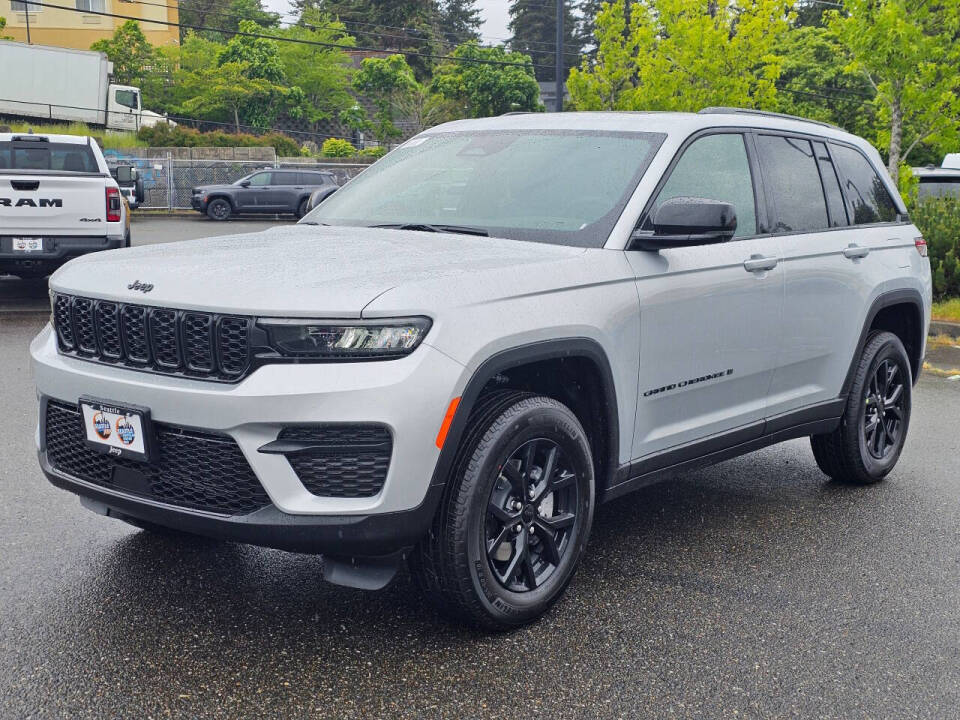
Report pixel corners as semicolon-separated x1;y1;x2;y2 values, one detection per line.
239;180;251;188
632;197;737;250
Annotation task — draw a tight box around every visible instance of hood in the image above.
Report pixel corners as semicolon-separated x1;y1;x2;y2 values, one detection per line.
49;225;586;317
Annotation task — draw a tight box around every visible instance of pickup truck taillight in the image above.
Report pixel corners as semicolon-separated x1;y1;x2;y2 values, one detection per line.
106;186;122;222
915;237;928;257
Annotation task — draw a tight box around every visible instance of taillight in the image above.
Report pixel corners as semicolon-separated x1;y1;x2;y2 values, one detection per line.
106;186;122;222
915;237;928;257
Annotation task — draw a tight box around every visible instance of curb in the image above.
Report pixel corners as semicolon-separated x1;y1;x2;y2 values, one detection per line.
930;320;960;339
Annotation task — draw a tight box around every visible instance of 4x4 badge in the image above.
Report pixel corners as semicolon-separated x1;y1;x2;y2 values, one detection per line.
127;280;154;293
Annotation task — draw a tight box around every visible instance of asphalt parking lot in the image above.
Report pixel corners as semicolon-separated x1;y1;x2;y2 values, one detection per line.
1;218;958;718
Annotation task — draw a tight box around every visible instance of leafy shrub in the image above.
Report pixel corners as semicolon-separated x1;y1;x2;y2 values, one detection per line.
912;197;960;300
137;124;300;156
358;145;387;158
321;138;357;157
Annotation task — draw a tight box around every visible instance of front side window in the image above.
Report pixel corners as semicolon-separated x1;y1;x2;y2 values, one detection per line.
115;89;139;110
647;133;757;237
303;130;665;247
244;172;272;187
755;135;829;233
830;144;899;224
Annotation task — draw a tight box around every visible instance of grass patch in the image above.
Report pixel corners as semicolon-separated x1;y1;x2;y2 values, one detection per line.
4;121;147;149
931;298;960;323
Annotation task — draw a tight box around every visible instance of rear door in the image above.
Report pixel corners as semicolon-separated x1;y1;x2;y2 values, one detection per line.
259;171;301;211
764;135;903;415
0;139;107;236
627;131;784;458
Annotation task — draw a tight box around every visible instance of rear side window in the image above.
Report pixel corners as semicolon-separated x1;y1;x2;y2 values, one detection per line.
813;141;848;227
0;141;99;173
300;172;325;185
272;171;299;185
649;133;757;237
917;178;960;200
755;135;829;233
830;144;899;224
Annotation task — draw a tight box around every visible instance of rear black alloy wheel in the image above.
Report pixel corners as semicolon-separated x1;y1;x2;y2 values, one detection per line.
862;358;905;460
410;392;595;630
485;438;578;593
206;198;231;221
811;331;912;484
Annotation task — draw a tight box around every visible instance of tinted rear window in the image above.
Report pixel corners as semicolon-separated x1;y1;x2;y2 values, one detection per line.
917;177;960;200
830;144;899;224
756;135;829;233
0;141;99;173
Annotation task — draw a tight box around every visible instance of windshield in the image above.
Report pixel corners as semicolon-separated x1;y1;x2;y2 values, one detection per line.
302;129;665;247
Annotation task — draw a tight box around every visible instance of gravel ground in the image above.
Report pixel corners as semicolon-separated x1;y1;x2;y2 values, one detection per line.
1;311;958;719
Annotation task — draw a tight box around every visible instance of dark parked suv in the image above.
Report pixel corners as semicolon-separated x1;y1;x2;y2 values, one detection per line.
191;169;339;220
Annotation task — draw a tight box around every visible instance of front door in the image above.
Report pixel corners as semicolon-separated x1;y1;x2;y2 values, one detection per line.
627;131;784;459
238;171;271;210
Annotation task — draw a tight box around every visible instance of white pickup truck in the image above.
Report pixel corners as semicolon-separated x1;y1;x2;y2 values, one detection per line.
0;132;130;279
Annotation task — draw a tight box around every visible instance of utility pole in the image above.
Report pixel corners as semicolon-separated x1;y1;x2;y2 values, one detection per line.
555;0;563;112
25;0;32;44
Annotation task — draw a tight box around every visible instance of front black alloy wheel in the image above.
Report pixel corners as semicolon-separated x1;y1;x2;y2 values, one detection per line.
206;198;232;221
811;331;912;484
485;438;579;593
410;392;595;630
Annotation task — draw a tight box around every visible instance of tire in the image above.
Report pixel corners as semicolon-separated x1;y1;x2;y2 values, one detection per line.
296;197;309;219
124;231;132;248
811;331;912;484
206;198;232;221
410;392;595;630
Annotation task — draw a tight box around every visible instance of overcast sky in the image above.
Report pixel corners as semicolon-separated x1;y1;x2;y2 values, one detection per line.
263;1;513;44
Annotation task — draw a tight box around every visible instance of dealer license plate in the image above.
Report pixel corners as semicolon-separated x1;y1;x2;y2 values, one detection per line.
79;398;153;462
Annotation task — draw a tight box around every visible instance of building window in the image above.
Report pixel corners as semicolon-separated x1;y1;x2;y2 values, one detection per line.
75;0;106;11
11;0;42;12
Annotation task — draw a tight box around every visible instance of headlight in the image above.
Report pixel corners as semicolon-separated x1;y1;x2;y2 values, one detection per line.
257;317;431;359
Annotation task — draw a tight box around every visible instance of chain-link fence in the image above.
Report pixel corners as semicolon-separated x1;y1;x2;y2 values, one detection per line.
118;157;370;210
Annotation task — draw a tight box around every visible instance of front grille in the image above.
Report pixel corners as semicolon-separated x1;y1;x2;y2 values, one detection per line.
279;425;392;498
52;294;251;382
44;400;270;515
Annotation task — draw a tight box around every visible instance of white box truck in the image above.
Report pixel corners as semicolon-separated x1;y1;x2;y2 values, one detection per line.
0;41;171;132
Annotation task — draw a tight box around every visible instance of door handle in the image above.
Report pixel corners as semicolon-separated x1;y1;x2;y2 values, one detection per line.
743;254;779;273
843;244;870;259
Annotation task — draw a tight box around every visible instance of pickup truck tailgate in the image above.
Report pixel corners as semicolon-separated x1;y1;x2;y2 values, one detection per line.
0;175;106;236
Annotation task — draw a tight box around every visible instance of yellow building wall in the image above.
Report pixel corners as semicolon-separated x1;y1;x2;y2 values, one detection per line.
1;0;179;49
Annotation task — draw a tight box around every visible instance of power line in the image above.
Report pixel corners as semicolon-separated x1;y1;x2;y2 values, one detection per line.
17;0;559;70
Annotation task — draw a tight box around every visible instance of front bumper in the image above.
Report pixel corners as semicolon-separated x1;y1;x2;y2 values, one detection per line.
31;324;465;554
190;196;205;211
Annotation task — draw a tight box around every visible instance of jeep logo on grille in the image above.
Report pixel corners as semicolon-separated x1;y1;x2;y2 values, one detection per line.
127;280;154;293
0;198;63;208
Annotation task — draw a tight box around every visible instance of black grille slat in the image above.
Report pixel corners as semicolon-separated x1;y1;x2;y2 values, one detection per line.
72;298;96;354
95;301;121;359
183;313;214;372
121;305;149;364
150;309;180;369
44;401;270;515
51;295;252;382
54;294;74;350
278;425;391;498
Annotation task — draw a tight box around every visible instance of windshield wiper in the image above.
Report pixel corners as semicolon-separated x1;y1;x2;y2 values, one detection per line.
299;221;329;226
370;223;488;237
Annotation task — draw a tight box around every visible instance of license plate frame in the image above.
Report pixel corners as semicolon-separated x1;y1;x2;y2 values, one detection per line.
11;237;44;253
79;396;155;463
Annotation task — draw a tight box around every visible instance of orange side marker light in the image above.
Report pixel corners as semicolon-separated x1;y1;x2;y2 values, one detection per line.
435;396;461;449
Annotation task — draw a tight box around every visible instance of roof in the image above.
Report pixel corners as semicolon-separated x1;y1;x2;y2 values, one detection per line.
423;110;870;147
0;132;91;144
913;166;960;178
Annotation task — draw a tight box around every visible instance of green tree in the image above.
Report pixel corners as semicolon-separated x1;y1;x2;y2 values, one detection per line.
441;0;482;43
508;0;583;82
90;21;156;87
0;16;11;40
353;54;420;144
178;0;279;42
217;19;285;83
432;43;542;117
274;9;356;124
180;61;278;131
568;0;792;112
828;0;960;177
773;25;876;138
304;0;443;80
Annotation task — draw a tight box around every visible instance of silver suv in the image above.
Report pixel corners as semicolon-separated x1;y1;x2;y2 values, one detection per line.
32;109;932;629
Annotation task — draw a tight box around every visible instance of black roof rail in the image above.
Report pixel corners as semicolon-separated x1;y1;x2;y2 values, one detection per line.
698;107;844;131
500;111;533;116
